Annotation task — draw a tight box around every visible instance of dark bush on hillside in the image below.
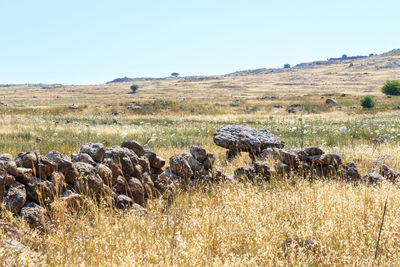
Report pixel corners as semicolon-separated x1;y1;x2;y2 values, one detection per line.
360;95;375;109
381;80;400;96
130;84;139;94
284;64;291;69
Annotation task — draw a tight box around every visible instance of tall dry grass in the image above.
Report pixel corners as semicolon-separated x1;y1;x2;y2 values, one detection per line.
1;179;400;266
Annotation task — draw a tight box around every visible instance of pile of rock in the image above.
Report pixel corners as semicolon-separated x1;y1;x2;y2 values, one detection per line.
234;146;362;181
235;145;400;184
156;146;232;193
0;141;167;228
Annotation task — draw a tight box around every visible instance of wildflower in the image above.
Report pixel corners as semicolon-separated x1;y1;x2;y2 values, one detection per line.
291;127;297;131
339;126;347;132
77;130;82;135
290;120;295;125
120;132;128;138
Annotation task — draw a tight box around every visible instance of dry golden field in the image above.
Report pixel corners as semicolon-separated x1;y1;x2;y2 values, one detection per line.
2;51;400;266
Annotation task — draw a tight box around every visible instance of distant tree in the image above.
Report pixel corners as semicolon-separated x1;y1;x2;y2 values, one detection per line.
171;72;179;77
360;95;375;109
381;80;400;96
369;53;374;57
130;84;139;94
284;64;291;69
342;54;348;59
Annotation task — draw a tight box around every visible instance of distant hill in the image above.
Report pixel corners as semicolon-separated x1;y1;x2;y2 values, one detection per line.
106;48;399;84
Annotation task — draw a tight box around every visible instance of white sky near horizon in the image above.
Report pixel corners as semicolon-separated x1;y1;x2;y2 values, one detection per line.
0;0;399;84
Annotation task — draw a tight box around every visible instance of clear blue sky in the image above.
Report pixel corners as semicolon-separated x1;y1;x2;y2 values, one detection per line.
1;0;399;84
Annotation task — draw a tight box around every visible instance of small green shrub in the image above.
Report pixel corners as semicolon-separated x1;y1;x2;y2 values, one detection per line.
304;102;315;113
360;95;375;109
130;84;139;94
284;64;291;69
381;80;400;95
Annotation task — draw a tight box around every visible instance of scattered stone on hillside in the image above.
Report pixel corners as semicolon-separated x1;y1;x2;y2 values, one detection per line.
325;98;337;104
80;143;106;162
214;125;285;161
380;164;400;183
66;104;79;109
111;110;123;115
4;182;26;214
372;134;390;145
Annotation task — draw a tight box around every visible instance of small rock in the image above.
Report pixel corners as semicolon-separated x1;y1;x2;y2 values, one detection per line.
4;182;26;214
121;140;145;157
325;98;337;104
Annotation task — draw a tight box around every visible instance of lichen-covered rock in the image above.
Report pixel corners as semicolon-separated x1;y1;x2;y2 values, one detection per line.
20;202;49;229
46;151;78;183
34;153;57;180
71;153;96;166
72;162;104;196
15;152;37;168
113;176;128;195
182;153;202;172
275;162;291;175
59;190;84;209
169;154;193;179
121;140;145;157
4;182;26;214
80;143;106;162
25;177;56;204
0;160;18;176
141;172;161;199
190;146;207;162
154;171;177;194
339;161;361;181
15;167;34;184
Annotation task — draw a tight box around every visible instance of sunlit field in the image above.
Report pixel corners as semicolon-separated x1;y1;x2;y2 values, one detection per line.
2;53;400;265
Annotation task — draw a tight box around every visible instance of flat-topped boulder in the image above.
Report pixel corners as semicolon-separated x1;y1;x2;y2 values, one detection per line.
214;125;285;161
